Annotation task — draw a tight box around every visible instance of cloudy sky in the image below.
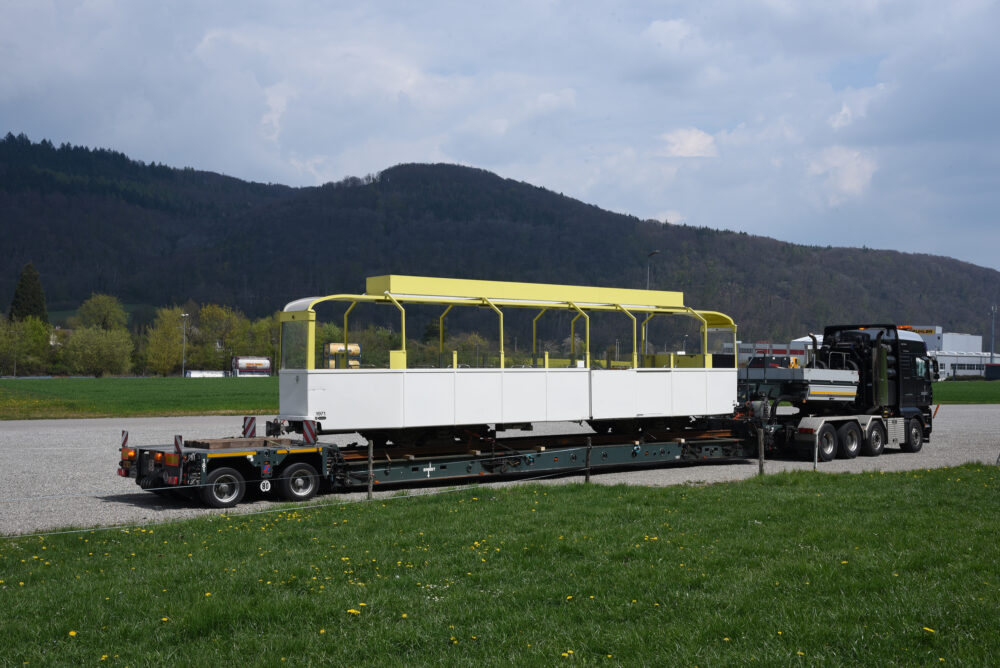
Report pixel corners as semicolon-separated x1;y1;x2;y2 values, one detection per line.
4;0;999;270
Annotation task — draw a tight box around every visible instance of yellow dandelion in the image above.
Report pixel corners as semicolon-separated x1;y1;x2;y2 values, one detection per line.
68;630;77;637
797;651;805;656
205;592;212;597
566;595;573;600
347;609;360;615
924;627;935;633
401;613;408;618
161;617;169;622
320;629;325;634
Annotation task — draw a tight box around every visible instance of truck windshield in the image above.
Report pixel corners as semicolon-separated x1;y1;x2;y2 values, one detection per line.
281;320;309;369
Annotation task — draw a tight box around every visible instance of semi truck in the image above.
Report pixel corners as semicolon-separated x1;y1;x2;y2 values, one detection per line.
117;277;935;508
739;324;936;461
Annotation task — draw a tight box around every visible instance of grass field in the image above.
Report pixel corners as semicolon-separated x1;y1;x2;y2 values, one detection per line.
1;376;998;420
2;465;997;665
931;379;1000;404
0;377;279;419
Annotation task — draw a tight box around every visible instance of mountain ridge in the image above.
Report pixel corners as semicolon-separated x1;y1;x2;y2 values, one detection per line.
2;132;997;342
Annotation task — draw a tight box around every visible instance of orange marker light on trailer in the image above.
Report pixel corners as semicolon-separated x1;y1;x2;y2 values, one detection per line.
120;448;136;461
154;452;164;463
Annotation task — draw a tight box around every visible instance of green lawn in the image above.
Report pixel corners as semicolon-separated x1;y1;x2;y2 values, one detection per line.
3;465;998;665
0;377;278;419
931;379;1000;404
1;376;997;420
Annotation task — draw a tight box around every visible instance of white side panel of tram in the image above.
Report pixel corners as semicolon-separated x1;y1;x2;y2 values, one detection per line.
279;367;737;430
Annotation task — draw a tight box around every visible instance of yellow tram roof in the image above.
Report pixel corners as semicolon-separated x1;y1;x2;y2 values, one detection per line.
282;274;735;329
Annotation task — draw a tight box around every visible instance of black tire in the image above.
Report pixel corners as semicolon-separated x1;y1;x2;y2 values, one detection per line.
837;422;861;459
200;467;246;508
277;462;319;501
816;424;837;462
902;418;924;453
862;422;886;457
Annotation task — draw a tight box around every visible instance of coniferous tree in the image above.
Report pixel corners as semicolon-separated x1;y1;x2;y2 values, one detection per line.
8;262;48;323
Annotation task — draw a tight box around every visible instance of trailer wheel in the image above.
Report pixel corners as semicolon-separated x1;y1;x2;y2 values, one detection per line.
837;422;861;459
277;462;319;501
200;467;246;508
816;424;837;462
862;422;886;457
902;418;924;453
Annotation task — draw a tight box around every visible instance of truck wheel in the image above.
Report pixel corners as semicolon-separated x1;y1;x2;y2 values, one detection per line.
862;422;886;457
200;467;246;508
902;418;924;453
836;422;861;459
277;462;319;501
816;424;837;462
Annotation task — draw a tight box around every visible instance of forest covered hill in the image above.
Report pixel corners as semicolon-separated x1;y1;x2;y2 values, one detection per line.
2;132;998;343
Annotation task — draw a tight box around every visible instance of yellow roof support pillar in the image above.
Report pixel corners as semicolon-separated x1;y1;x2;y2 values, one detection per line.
616;305;638;368
532;308;548;367
438;304;453;354
640;313;656;366
306;313;316;370
685;307;709;368
343;302;357;352
384;292;406;351
481;297;504;368
568;302;590;368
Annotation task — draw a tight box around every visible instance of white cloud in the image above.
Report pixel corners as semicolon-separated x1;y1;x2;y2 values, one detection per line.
808;146;877;204
829;103;853;130
644;19;694;52
659;128;718;158
2;1;1000;269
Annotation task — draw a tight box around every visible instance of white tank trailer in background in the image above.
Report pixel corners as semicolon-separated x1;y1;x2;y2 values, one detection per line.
232;356;272;377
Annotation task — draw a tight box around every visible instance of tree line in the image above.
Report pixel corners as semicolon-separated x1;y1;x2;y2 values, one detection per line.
2;261;648;376
2;262;281;377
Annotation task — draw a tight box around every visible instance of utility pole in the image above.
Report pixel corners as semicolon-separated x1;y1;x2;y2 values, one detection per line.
181;313;190;377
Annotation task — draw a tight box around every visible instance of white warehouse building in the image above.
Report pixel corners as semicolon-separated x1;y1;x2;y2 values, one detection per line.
910;325;994;379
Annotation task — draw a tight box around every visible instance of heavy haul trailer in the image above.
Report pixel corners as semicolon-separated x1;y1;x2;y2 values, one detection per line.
739;324;936;462
119;275;754;508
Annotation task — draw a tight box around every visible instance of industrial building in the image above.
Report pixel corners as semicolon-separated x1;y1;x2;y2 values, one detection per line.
910;325;994;379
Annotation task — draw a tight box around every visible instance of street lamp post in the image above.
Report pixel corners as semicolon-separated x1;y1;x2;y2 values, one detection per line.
646;250;660;290
991;305;997;364
181;313;189;377
644;250;660;355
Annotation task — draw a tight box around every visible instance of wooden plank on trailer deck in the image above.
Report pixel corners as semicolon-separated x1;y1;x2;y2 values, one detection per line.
185;437;296;450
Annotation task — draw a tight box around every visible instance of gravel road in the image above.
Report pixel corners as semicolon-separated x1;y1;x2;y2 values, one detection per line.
2;405;998;536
